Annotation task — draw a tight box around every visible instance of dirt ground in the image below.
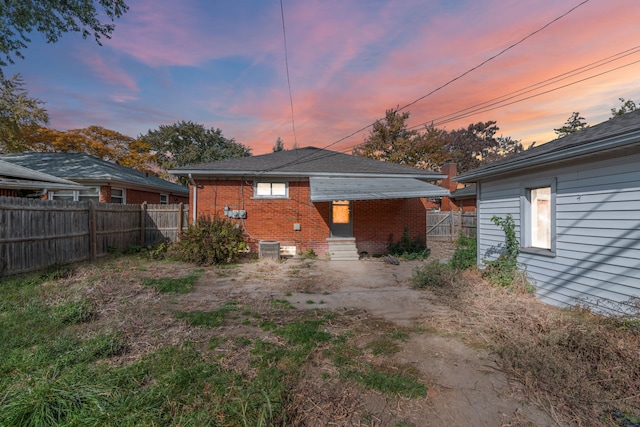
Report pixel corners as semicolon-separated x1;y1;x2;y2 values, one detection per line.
78;241;560;426
125;242;552;427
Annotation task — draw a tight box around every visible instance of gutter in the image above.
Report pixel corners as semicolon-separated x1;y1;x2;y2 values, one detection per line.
188;173;197;223
169;170;446;180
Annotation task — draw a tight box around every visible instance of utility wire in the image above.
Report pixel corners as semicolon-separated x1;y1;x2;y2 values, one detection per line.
409;45;640;130
280;0;298;148
264;0;591;171
396;0;591;114
266;54;640;170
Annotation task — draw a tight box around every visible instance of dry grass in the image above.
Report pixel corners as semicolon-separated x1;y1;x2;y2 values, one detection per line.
419;269;640;426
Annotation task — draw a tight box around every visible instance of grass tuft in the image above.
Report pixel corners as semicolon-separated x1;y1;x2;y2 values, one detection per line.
142;270;203;293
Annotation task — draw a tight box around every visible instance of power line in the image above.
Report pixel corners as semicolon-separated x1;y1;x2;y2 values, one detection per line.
396;0;591;114
280;0;298;148
409;45;640;130
269;0;592;170
266;53;640;170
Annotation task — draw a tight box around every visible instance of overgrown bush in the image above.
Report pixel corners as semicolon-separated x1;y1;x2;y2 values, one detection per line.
482;214;520;287
448;233;477;270
388;228;430;260
169;215;248;265
411;260;452;289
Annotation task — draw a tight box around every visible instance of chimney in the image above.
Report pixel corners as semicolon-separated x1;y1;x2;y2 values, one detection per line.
440;163;458;192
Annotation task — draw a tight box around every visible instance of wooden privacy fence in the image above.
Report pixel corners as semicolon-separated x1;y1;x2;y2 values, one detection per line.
426;211;477;242
0;197;188;276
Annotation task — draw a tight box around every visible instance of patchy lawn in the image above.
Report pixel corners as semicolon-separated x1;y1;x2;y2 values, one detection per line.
0;250;638;426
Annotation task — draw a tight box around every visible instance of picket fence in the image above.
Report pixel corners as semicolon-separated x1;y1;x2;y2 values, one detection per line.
426;211;477;242
0;197;188;276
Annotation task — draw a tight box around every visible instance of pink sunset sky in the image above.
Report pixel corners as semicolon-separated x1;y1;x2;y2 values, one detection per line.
6;0;640;155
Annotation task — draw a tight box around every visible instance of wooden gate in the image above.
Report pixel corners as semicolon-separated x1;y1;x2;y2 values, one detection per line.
426;211;476;242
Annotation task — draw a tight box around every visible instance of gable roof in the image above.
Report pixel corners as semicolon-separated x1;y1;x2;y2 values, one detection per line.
169;146;445;179
0;152;188;195
0;159;85;191
456;109;640;182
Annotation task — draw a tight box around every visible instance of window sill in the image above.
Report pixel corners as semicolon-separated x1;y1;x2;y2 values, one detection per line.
520;247;556;258
252;196;290;200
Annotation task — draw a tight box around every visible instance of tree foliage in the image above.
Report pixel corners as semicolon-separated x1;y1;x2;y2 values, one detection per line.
22;125;157;174
140;120;251;182
353;110;523;174
0;0;128;67
554;112;588;138
0;73;49;152
272;137;285;152
610;98;638;118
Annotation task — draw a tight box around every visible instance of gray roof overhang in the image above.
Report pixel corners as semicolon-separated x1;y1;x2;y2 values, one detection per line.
456;130;640;182
309;177;450;202
0;178;86;191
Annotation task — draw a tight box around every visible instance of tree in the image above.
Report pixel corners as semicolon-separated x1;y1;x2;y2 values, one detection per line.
272;137;285;152
0;0;128;67
352;109;425;165
554;112;588;138
0;73;49;152
22;125;158;174
610;98;638;118
140;121;251;183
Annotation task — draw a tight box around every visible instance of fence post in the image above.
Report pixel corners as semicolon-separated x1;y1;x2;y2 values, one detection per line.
140;202;147;247
89;201;97;261
177;202;184;240
450;212;455;241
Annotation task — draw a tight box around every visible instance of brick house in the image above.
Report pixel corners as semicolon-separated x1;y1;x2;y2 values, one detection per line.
0;152;188;204
170;147;449;259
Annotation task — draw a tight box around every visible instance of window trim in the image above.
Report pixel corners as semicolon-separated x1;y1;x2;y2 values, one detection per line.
520;178;556;257
159;194;169;204
50;186;100;203
111;188;126;204
253;181;289;199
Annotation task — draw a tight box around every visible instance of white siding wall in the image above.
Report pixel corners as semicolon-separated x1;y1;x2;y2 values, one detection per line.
477;152;640;314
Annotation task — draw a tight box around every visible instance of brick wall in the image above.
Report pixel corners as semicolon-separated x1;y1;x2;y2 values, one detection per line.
192;178;331;255
353;198;428;255
193;178;429;257
99;186;188;205
0;189;18;197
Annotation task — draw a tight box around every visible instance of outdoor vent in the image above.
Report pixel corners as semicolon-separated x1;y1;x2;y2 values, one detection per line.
258;241;280;260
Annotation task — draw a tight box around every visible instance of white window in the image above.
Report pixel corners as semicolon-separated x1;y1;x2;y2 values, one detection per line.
530;187;550;249
49;190;75;201
50;187;100;202
255;182;288;198
111;188;125;204
521;179;555;255
160;194;169;204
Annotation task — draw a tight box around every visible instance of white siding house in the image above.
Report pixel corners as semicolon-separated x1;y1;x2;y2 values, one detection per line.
456;110;640;315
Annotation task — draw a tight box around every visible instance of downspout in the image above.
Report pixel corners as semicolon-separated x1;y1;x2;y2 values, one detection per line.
188;173;197;223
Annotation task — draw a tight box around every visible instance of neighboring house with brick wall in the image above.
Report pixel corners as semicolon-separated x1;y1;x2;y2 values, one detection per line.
0;159;84;198
169;147;449;260
0;152;188;204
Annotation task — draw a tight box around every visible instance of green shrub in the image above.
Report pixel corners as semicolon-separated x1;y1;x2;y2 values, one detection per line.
388;228;430;260
448;233;477;270
169;215;248;265
411;260;451;289
482;214;519;287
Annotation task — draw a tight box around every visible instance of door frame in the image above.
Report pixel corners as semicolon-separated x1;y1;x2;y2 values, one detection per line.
330;200;353;237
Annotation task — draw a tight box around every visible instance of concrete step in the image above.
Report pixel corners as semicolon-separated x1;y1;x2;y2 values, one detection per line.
327;238;360;261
